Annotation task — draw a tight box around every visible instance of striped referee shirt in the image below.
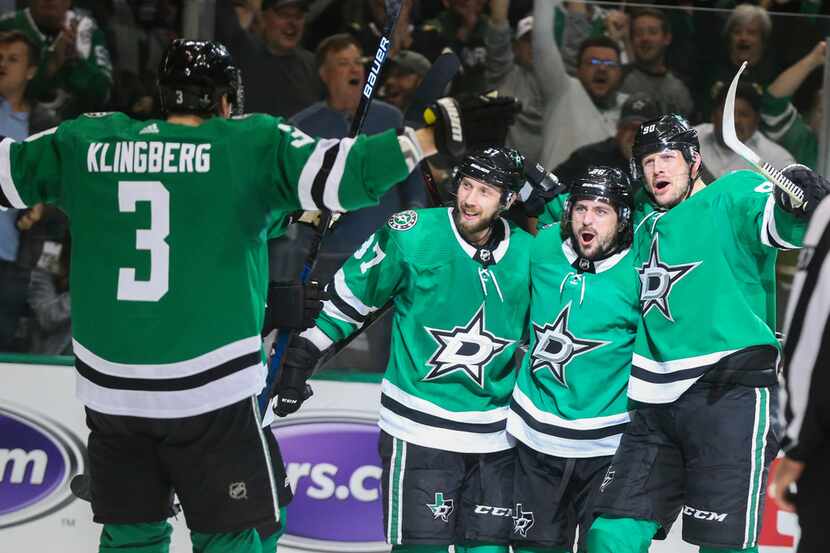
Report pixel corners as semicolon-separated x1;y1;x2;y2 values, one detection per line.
782;196;830;461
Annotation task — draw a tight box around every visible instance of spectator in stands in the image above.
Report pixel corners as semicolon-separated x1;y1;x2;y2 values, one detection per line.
348;0;416;59
108;0;178;118
416;0;490;94
27;229;71;355
762;40;825;170
535;0;628;170
215;0;323;117
554;92;661;184
485;0;545;164
288;33;427;277
552;1;596;76
621;8;693;118
0;0;113;119
695;81;794;178
697;4;779;120
380;49;430;117
0;30;58;352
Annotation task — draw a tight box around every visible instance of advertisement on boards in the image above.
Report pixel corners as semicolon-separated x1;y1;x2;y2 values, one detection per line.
0;360;800;552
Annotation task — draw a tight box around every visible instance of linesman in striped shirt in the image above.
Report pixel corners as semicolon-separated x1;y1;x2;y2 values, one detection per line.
775;194;830;553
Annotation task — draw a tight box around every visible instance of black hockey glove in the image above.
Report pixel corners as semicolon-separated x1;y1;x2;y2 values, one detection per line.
519;162;568;217
774;164;830;219
262;280;325;335
270;335;321;417
424;93;522;160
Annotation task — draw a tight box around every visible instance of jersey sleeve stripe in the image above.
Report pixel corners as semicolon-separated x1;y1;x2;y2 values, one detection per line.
321;298;362;325
322;137;357;212
760;195;798;250
334;269;375;317
297;138;339;211
0;138;27;208
328;291;367;325
300;326;334;350
311;144;340;211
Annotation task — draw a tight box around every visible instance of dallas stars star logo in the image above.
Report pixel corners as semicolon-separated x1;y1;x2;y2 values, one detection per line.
637;237;701;322
424;305;513;387
512;503;535;537
426;492;454;522
530;303;608;387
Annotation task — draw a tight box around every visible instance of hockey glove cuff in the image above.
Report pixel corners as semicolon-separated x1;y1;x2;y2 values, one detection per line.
520;162;567;217
270;335;321;417
774;164;830;218
424;93;521;160
262;280;325;335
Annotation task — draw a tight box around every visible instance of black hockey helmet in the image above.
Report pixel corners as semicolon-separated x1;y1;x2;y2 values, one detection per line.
158;39;243;117
452;146;525;208
561;165;634;251
629;114;699;180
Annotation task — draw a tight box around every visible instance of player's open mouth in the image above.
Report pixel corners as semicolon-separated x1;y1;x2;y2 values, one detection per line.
348;78;360;86
654;179;671;192
580;231;595;244
462;209;479;221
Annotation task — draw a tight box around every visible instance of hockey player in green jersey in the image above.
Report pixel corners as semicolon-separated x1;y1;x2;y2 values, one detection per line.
0;39;520;553
508;166;639;553
275;147;533;553
588;115;830;553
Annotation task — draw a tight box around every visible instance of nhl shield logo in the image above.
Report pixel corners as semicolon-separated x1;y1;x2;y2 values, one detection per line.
388;210;418;231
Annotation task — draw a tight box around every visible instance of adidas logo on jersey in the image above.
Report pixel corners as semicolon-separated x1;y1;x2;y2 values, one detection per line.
140;123;160;134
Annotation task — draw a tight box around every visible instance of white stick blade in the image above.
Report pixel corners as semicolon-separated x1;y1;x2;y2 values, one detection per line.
722;61;761;165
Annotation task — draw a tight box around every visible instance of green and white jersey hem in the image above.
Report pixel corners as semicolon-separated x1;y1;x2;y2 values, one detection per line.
507;387;629;458
379;379;514;453
629;348;740;404
74;335;266;418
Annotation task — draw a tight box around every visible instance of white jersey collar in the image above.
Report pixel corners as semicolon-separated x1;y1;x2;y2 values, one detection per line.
562;238;629;273
446;207;511;264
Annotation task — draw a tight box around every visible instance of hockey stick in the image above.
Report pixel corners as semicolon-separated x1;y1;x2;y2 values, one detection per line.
723;61;806;208
260;49;462;427
260;0;405;423
310;52;463;362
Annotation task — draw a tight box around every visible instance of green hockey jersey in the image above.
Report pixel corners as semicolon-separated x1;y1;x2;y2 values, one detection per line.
0;112;411;418
302;207;532;453
630;170;807;404
507;228;639;458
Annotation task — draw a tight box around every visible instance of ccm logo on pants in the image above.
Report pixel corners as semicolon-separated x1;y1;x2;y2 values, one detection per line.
683;506;728;522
